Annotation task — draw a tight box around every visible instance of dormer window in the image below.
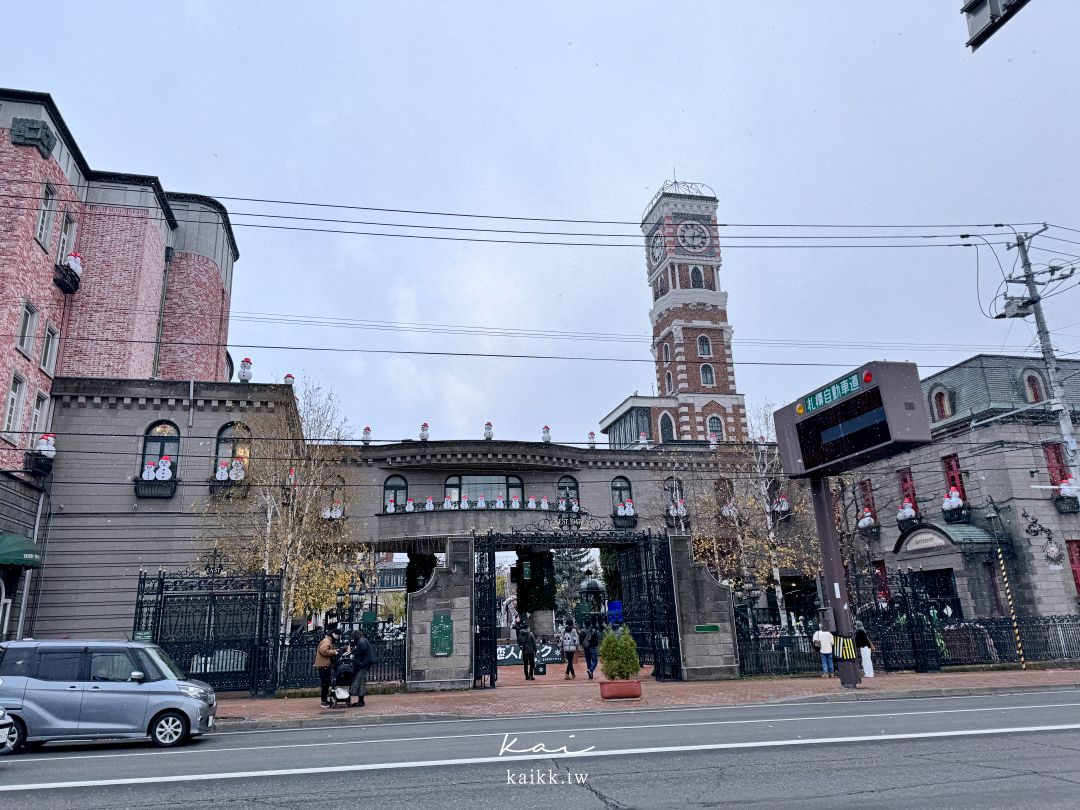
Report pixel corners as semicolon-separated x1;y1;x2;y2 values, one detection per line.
1023;370;1045;404
930;386;953;421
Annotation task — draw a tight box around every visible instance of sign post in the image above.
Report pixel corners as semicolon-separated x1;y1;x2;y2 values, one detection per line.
775;362;932;689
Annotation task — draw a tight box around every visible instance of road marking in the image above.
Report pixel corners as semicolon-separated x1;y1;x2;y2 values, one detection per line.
4;723;1080;792
10;701;1080;765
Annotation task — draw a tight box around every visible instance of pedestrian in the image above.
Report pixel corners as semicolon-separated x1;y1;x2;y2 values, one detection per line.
854;621;875;678
812;624;835;678
520;622;537;680
512;617;523;646
314;627;341;707
347;628;376;707
561;620;579;679
579;619;600;679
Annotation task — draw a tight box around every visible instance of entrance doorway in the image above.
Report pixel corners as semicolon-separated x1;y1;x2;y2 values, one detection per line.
474;515;680;687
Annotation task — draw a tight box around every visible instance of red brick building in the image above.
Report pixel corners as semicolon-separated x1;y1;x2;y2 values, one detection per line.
599;181;748;448
0;89;238;470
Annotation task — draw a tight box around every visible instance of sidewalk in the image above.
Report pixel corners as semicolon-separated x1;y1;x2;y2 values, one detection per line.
215;667;1080;732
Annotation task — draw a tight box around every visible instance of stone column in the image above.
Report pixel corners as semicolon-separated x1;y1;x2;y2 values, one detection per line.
405;537;474;691
668;533;739;679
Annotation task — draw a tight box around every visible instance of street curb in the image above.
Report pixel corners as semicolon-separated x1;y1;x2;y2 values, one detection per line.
213;682;1080;732
770;682;1080;704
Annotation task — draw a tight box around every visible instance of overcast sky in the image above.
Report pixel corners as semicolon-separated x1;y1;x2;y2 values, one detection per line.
4;2;1079;444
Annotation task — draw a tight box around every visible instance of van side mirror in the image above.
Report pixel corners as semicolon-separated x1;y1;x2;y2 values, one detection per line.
130;671;145;682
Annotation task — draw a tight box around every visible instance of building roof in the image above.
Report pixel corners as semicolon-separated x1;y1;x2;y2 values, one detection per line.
598;395;677;433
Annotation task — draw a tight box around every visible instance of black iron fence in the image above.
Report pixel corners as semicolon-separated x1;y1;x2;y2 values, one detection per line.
277;633;407;689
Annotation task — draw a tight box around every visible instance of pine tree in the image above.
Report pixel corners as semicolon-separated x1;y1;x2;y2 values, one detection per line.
553;547;591;623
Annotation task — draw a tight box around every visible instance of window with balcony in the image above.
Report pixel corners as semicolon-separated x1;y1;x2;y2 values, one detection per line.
139;422;180;492
942;454;967;501
610;476;632;512
557;475;579;502
858;479;877;518
28;392;48;448
214;422;251;473
384;475;408;510
442;474;523;506
897;467;918;512
57;213;77;260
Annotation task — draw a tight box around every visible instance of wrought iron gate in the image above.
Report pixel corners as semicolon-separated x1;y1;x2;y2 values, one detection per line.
474;522;681;686
133;562;282;694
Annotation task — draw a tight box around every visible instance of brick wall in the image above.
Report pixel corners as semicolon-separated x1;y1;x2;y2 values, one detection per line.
157;252;230;381
0;128;81;469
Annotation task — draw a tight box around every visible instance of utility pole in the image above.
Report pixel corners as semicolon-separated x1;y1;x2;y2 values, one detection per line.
1010;226;1079;479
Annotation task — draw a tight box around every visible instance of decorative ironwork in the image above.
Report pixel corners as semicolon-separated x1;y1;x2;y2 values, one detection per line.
942;506;971;524
208;478;248;499
134;479;177;499
897;515;923;534
515;509;608;534
1052;496;1080;515
611;514;638;529
23;451;53;479
858;524;881;541
1022;510;1065;568
53;263;80;294
277;632;406;688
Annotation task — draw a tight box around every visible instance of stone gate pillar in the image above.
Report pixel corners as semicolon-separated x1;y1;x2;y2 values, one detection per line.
405;536;474;691
669;533;739;679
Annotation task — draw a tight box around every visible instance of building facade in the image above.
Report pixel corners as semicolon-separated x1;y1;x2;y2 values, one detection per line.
843;354;1080;619
600;181;748;448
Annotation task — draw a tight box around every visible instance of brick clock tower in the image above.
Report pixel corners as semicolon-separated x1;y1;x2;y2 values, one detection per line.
599;181;747;448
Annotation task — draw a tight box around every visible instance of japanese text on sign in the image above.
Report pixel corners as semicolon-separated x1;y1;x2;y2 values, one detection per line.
803;372;862;414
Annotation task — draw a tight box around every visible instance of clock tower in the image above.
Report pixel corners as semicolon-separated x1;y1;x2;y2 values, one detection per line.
598;181;748;447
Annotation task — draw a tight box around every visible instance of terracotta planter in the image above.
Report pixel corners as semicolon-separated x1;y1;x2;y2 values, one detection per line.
599;679;641;700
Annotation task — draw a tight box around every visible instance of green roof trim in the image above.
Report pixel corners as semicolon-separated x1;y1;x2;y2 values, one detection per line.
893;522;997;554
0;534;43;568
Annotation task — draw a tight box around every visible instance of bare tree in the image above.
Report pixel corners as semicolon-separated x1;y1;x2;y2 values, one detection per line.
204;379;371;634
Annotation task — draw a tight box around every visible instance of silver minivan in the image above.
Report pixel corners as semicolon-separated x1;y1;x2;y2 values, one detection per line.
0;640;215;752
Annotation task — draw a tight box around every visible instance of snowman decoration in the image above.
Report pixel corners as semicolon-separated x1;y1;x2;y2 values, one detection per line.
283;373;295;386
238;357;253;383
484;421;493;441
420;422;430;442
541;425;551;443
625;499;635;517
476;494;487;509
229;458;246;481
443;494;454;510
63;252;84;278
425;496;435;511
942;487;964;512
460;493;470;510
155;455;173;481
587;431;596;450
709;433;719;451
557;496;567;512
215;460;229;481
386;498;396;514
897;498;917;521
142;460;157;481
321;502;334;519
571;498;580;513
638;431;649;450
36;434;57;458
857;508;876;529
1058;476;1079;499
495;494;505;509
361;426;372;446
527;496;537;510
617;502;627;517
404;498;414;513
330;500;344;519
511;495;520;509
774;494;790;515
721;502;737;519
676;499;687;518
540;496;550;511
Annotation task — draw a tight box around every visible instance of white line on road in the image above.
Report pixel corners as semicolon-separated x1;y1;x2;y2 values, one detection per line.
10;701;1080;765
4;723;1080;792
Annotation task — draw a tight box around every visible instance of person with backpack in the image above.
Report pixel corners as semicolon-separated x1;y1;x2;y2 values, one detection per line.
579;619;600;679
561;620;580;679
346;628;377;707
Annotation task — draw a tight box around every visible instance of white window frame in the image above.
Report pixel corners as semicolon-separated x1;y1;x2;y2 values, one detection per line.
3;372;27;445
16;301;37;357
28;391;49;448
700;363;716;387
57;212;77;260
697;335;712;357
40;323;60;376
35;183;57;249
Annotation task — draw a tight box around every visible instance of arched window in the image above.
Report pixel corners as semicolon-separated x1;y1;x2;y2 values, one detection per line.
660;413;676;443
324;475;346;518
708;416;724;439
697;335;712;357
141;421;179;474
557;475;579;501
611;476;632;512
214;422;251;472
658;278;669;297
665;371;673;394
508;475;524;504
690;266;704;288
1024;372;1044;404
443;475;461;503
665;476;685;504
700;364;715;386
662;343;671;363
930;388;953;421
384;475;408;510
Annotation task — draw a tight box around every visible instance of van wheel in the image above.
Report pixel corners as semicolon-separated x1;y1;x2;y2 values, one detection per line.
2;718;26;754
149;711;189;748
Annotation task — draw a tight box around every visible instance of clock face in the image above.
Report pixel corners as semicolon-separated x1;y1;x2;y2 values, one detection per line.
677;221;710;252
649;231;666;265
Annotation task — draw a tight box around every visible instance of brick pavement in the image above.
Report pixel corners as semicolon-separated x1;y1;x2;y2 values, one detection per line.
216;667;1080;728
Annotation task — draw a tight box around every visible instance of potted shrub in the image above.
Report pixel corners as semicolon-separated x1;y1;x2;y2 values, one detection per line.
597;627;642;700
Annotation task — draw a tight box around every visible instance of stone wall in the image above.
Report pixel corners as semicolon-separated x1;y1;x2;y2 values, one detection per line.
668;534;739;679
406;536;474;691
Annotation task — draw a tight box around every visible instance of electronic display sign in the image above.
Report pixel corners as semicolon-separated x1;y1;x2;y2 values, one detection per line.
774;362;932;478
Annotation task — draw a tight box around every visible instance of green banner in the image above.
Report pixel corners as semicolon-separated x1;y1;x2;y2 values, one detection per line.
431;610;453;657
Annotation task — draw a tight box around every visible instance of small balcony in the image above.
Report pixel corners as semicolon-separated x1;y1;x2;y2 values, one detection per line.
23;451;53;479
1053;496;1080;515
53;263;80;294
611;514;638;529
897;514;923;534
134;479;178;499
858;524;881;541
942;505;971;524
208;478;248;499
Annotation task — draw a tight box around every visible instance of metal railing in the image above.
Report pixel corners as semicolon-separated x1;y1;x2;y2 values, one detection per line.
276;634;407;689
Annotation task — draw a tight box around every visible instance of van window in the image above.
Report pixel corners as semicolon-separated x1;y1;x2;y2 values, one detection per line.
0;647;37;677
133;649;165;681
36;649;83;681
89;650;137;682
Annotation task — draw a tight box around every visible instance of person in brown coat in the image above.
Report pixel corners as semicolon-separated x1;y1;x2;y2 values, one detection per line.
315;627;341;707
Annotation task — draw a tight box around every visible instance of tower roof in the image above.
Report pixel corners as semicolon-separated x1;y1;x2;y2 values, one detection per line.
641;180;717;224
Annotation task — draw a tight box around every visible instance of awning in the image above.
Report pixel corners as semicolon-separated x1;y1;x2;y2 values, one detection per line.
893;522;999;555
0;534;43;568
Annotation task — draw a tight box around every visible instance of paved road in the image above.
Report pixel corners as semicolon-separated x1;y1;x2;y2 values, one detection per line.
3;690;1080;808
